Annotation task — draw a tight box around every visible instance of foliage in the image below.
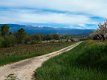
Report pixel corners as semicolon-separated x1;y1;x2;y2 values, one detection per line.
44;34;60;40
31;34;43;43
1;24;9;36
1;36;15;47
0;36;5;47
14;28;26;44
90;20;107;40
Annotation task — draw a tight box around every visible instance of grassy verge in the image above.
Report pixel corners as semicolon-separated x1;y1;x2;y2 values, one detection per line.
0;42;73;66
35;40;107;80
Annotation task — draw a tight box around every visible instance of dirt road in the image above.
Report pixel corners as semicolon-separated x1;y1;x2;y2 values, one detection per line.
0;42;82;80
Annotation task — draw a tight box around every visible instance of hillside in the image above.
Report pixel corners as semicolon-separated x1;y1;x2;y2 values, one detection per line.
0;24;94;36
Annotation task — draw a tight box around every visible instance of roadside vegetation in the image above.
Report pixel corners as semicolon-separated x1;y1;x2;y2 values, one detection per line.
0;42;73;66
35;20;107;80
0;24;77;66
35;40;107;80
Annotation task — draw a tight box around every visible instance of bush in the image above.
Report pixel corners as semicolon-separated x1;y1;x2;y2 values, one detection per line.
0;36;5;47
1;35;15;47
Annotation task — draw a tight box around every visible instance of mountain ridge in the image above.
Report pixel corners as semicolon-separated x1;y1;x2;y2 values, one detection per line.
0;24;95;36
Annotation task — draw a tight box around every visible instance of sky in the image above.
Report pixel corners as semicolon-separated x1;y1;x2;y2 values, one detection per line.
0;0;107;29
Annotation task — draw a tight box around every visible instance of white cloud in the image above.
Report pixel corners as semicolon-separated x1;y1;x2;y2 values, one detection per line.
0;0;107;29
0;0;107;17
0;10;90;25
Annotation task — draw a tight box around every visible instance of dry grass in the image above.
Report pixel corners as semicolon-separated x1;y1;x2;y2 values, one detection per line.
0;42;73;66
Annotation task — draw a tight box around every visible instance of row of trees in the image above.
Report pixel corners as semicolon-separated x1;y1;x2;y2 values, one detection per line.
0;24;60;47
90;20;107;41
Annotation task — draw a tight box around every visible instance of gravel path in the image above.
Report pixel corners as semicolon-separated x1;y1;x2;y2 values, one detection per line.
0;42;82;80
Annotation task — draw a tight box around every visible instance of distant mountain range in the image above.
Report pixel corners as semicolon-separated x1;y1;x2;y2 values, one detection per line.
0;24;95;36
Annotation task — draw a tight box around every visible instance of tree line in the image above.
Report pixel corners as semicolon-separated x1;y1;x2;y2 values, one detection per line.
0;24;61;48
0;24;83;48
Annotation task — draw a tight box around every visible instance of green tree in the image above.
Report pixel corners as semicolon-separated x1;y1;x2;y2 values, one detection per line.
15;28;26;44
45;34;53;40
0;36;5;47
1;24;9;37
1;35;15;47
25;35;32;44
52;34;60;40
31;34;43;43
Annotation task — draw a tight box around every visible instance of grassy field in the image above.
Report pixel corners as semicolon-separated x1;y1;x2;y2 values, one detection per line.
0;42;73;66
35;40;107;80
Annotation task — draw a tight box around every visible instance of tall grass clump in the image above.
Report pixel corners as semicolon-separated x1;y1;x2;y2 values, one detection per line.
76;40;107;72
35;40;107;80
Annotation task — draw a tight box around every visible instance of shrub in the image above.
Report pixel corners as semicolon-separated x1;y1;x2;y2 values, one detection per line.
1;35;15;47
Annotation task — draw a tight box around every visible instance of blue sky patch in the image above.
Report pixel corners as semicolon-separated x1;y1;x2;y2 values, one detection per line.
0;0;107;29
